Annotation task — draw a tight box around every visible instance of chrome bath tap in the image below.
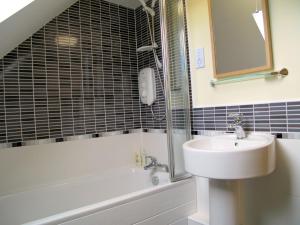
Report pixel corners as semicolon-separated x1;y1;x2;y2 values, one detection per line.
144;156;169;172
228;113;246;139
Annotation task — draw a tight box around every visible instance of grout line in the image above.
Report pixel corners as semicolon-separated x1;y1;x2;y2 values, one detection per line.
268;103;271;132
286;101;289;132
134;6;143;130
78;0;87;134
16;47;23;142
43;26;51;139
88;0;97;134
253;104;256;132
99;0;108;133
55;17;63;138
128;8;135;130
30;37;37;140
67;8;75;136
118;5;126;130
109;2;117;131
1;59;8;143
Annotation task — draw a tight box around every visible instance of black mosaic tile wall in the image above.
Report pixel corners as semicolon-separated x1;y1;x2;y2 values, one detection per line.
1;0;299;148
0;0;141;145
192;101;300;133
136;1;192;131
136;3;167;129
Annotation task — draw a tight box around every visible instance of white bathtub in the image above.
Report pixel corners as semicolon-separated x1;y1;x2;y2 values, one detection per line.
0;167;196;225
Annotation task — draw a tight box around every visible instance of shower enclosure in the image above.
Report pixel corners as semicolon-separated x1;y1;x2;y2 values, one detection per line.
160;0;192;181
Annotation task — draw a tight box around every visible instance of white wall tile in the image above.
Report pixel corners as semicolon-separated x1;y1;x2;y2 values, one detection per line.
141;133;168;164
0;134;141;196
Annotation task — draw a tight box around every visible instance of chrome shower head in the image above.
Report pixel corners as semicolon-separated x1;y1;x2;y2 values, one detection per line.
137;0;146;7
137;0;156;16
151;0;158;8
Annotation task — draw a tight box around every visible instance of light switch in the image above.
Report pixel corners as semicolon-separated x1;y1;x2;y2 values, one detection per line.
196;48;205;69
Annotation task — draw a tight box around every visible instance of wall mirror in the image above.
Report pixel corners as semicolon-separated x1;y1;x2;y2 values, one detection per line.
209;0;273;78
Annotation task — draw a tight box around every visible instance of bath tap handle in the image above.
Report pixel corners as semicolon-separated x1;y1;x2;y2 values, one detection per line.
144;156;169;172
145;156;157;167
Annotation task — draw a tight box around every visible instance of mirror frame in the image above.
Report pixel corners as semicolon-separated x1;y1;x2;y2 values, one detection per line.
208;0;273;78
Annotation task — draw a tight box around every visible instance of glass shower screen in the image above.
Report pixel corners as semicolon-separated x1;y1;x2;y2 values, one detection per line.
160;0;192;181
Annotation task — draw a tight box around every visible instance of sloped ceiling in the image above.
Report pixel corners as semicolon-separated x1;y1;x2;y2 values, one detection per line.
0;0;143;59
0;0;35;23
0;0;79;59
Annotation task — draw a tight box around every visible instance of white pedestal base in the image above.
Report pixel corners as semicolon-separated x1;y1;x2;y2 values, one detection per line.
209;179;241;225
188;213;208;225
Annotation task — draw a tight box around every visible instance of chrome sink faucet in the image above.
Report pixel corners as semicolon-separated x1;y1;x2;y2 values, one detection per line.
228;113;246;139
144;156;169;172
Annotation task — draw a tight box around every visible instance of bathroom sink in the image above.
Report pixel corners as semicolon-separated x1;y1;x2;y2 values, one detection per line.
183;134;275;179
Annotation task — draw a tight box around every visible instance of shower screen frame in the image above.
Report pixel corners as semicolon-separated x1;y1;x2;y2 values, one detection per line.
160;0;192;182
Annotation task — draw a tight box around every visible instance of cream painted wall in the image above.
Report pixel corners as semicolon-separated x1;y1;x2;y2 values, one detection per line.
186;0;300;107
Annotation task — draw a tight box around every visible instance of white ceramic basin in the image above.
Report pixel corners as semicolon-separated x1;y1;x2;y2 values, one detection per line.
183;134;275;179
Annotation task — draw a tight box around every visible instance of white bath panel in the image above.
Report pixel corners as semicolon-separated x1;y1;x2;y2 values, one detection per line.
60;180;196;225
134;201;196;225
170;218;189;225
188;213;208;225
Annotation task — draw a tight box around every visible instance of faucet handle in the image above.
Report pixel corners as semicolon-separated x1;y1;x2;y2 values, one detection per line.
145;155;157;165
144;155;159;171
228;113;243;125
228;112;243;118
227;123;235;129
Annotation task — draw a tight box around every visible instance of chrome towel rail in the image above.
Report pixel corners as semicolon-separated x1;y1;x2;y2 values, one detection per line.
210;68;288;87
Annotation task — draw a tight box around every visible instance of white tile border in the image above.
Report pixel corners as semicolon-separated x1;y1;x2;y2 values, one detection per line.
0;128;167;150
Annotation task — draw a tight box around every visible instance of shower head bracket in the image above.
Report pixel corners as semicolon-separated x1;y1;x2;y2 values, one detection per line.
137;43;158;52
